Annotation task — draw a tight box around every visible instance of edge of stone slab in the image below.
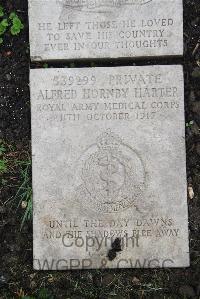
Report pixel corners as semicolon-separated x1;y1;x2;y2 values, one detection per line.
30;54;184;63
32;260;190;271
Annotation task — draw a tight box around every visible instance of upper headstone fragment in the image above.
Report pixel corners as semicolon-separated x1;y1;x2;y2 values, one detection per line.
29;0;183;61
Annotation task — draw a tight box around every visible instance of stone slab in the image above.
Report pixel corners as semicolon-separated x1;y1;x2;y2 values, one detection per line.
29;0;183;61
30;65;189;270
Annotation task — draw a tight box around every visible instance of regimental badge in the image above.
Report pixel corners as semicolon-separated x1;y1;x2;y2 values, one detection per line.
76;129;146;213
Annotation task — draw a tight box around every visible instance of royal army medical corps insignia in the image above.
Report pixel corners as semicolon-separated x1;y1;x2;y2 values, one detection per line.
75;129;146;213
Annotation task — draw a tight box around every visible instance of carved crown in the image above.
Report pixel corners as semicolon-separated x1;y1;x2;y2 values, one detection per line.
96;129;122;151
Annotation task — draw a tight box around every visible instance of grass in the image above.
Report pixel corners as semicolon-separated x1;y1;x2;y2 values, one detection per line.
0;142;8;174
0;158;8;174
15;288;53;299
0;140;32;230
14;159;32;230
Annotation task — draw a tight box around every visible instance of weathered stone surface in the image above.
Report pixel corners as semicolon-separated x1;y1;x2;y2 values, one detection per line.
30;65;189;270
29;0;183;61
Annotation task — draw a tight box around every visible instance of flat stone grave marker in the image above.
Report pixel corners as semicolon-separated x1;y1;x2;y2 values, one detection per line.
29;0;183;61
30;65;189;270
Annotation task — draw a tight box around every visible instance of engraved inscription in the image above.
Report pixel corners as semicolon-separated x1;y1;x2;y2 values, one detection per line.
33;71;180;124
30;0;183;60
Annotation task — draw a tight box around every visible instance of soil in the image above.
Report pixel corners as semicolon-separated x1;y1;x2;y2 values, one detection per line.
0;0;200;298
